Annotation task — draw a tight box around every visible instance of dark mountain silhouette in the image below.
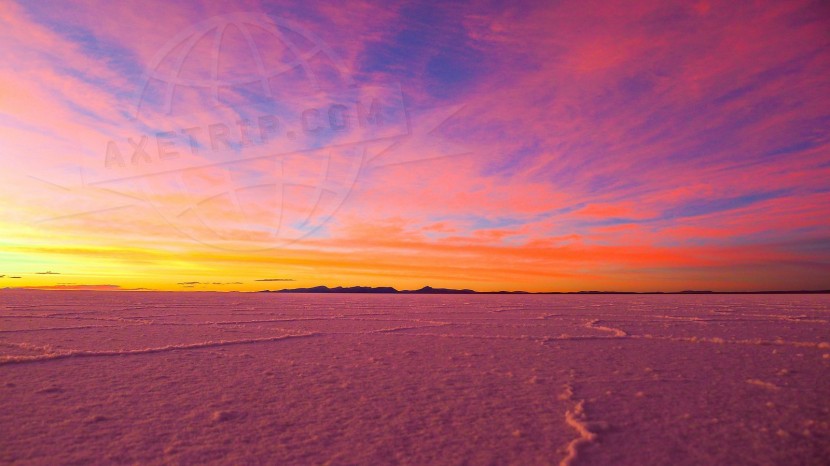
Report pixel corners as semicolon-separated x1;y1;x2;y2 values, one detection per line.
265;285;477;294
273;286;399;294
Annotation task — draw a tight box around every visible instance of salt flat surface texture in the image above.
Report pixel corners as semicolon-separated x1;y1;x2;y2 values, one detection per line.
1;291;828;465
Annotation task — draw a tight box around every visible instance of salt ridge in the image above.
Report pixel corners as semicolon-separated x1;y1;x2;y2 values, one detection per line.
557;378;600;466
0;332;319;365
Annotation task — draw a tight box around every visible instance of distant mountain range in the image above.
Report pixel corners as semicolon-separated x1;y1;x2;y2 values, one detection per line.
260;286;830;294
262;285;486;294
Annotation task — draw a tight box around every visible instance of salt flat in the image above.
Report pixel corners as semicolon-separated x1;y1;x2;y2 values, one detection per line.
1;291;828;465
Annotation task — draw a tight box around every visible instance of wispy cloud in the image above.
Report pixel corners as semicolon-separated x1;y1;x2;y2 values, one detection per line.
177;281;243;286
19;284;122;290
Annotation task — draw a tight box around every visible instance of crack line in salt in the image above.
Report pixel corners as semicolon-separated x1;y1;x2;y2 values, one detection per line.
557;379;599;466
585;319;628;337
0;332;320;365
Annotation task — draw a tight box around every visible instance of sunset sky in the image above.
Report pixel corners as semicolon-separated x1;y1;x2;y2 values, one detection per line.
1;0;829;292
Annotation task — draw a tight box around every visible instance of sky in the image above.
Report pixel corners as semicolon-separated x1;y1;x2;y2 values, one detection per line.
1;0;829;292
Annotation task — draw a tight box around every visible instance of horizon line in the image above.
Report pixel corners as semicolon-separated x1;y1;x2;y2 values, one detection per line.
3;286;829;295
